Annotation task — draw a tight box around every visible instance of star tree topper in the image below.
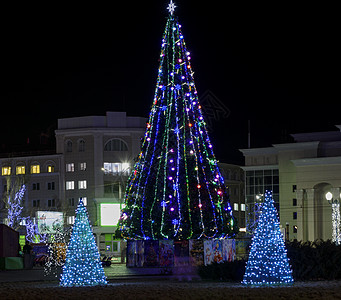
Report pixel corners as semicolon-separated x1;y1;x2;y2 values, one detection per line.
167;0;176;15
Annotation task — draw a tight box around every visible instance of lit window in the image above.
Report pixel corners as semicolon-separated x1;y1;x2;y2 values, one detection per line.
79;162;87;171
47;165;55;173
103;162;130;175
2;167;11;176
101;203;121;226
78;180;87;189
66;181;74;190
234;203;239;211
66;163;74;172
31;164;40;174
16;166;25;175
80;197;87;206
122;163;130;172
241;204;246;211
67;216;75;225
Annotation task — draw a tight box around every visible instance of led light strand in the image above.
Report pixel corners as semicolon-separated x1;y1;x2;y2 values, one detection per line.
60;199;107;287
242;191;294;286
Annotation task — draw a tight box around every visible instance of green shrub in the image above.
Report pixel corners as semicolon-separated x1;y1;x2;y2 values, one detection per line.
198;240;341;282
286;240;341;280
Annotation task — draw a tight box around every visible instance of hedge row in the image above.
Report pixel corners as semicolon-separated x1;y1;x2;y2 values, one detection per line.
287;240;341;280
198;240;341;281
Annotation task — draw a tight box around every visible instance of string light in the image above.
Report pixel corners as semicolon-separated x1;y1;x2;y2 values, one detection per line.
7;184;26;229
60;199;107;287
118;1;236;240
242;191;294;286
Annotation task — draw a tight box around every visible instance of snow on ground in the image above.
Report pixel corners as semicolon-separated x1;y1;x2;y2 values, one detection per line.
1;280;341;300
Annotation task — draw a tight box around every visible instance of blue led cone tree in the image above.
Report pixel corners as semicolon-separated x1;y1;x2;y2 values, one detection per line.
60;200;107;287
242;191;293;285
118;2;237;240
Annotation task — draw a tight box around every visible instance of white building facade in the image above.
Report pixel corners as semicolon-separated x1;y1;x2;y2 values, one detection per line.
0;112;146;255
240;125;341;242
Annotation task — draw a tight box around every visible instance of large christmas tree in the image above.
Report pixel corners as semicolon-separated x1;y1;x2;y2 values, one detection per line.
118;1;237;240
60;200;107;287
242;191;293;285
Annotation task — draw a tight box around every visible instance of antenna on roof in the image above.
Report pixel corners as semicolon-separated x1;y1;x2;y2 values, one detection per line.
248;120;251;149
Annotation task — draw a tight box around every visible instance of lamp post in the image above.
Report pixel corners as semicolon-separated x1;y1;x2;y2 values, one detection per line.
325;191;341;245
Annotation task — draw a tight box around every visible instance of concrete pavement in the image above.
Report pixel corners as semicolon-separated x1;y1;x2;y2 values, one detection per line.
0;264;200;283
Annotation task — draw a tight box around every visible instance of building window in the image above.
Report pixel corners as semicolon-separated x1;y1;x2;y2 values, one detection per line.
293;212;297;220
66;163;74;172
104;139;128;151
16;165;25;175
66;181;74;190
78;180;87;189
234;203;239;211
48;199;55;207
47;165;55;173
78;140;85;152
30;164;40;174
80;197;87;206
245;169;280;224
2;167;11;176
103;234;119;252
103;162;130;175
48;182;55;190
241;203;246;211
293;198;297;206
32;183;40;191
33;199;40;207
79;162;87;171
293;225;298;233
67;216;75;225
66;140;73;152
292;185;297;192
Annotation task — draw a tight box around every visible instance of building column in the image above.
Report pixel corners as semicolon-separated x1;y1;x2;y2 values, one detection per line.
331;187;341;200
93;133;103;226
306;188;315;241
297;189;304;241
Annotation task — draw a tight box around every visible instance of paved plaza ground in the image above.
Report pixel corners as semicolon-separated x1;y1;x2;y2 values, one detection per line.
1;264;341;299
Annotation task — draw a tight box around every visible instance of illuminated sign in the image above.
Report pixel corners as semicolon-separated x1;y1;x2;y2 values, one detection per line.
100;204;121;226
36;211;64;234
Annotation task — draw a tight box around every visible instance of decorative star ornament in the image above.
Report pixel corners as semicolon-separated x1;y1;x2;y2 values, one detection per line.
167;0;176;15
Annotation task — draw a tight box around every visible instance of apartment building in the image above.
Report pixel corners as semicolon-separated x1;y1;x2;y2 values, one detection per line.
0;112;146;254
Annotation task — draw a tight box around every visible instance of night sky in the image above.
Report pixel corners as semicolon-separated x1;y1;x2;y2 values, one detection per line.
1;1;339;164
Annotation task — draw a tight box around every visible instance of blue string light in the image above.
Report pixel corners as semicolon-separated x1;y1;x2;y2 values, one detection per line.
242;191;294;286
60;199;107;287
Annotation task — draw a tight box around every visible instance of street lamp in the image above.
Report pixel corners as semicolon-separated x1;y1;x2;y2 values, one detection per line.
325;191;341;245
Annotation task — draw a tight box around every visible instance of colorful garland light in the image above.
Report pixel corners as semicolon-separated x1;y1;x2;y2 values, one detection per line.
118;2;237;240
